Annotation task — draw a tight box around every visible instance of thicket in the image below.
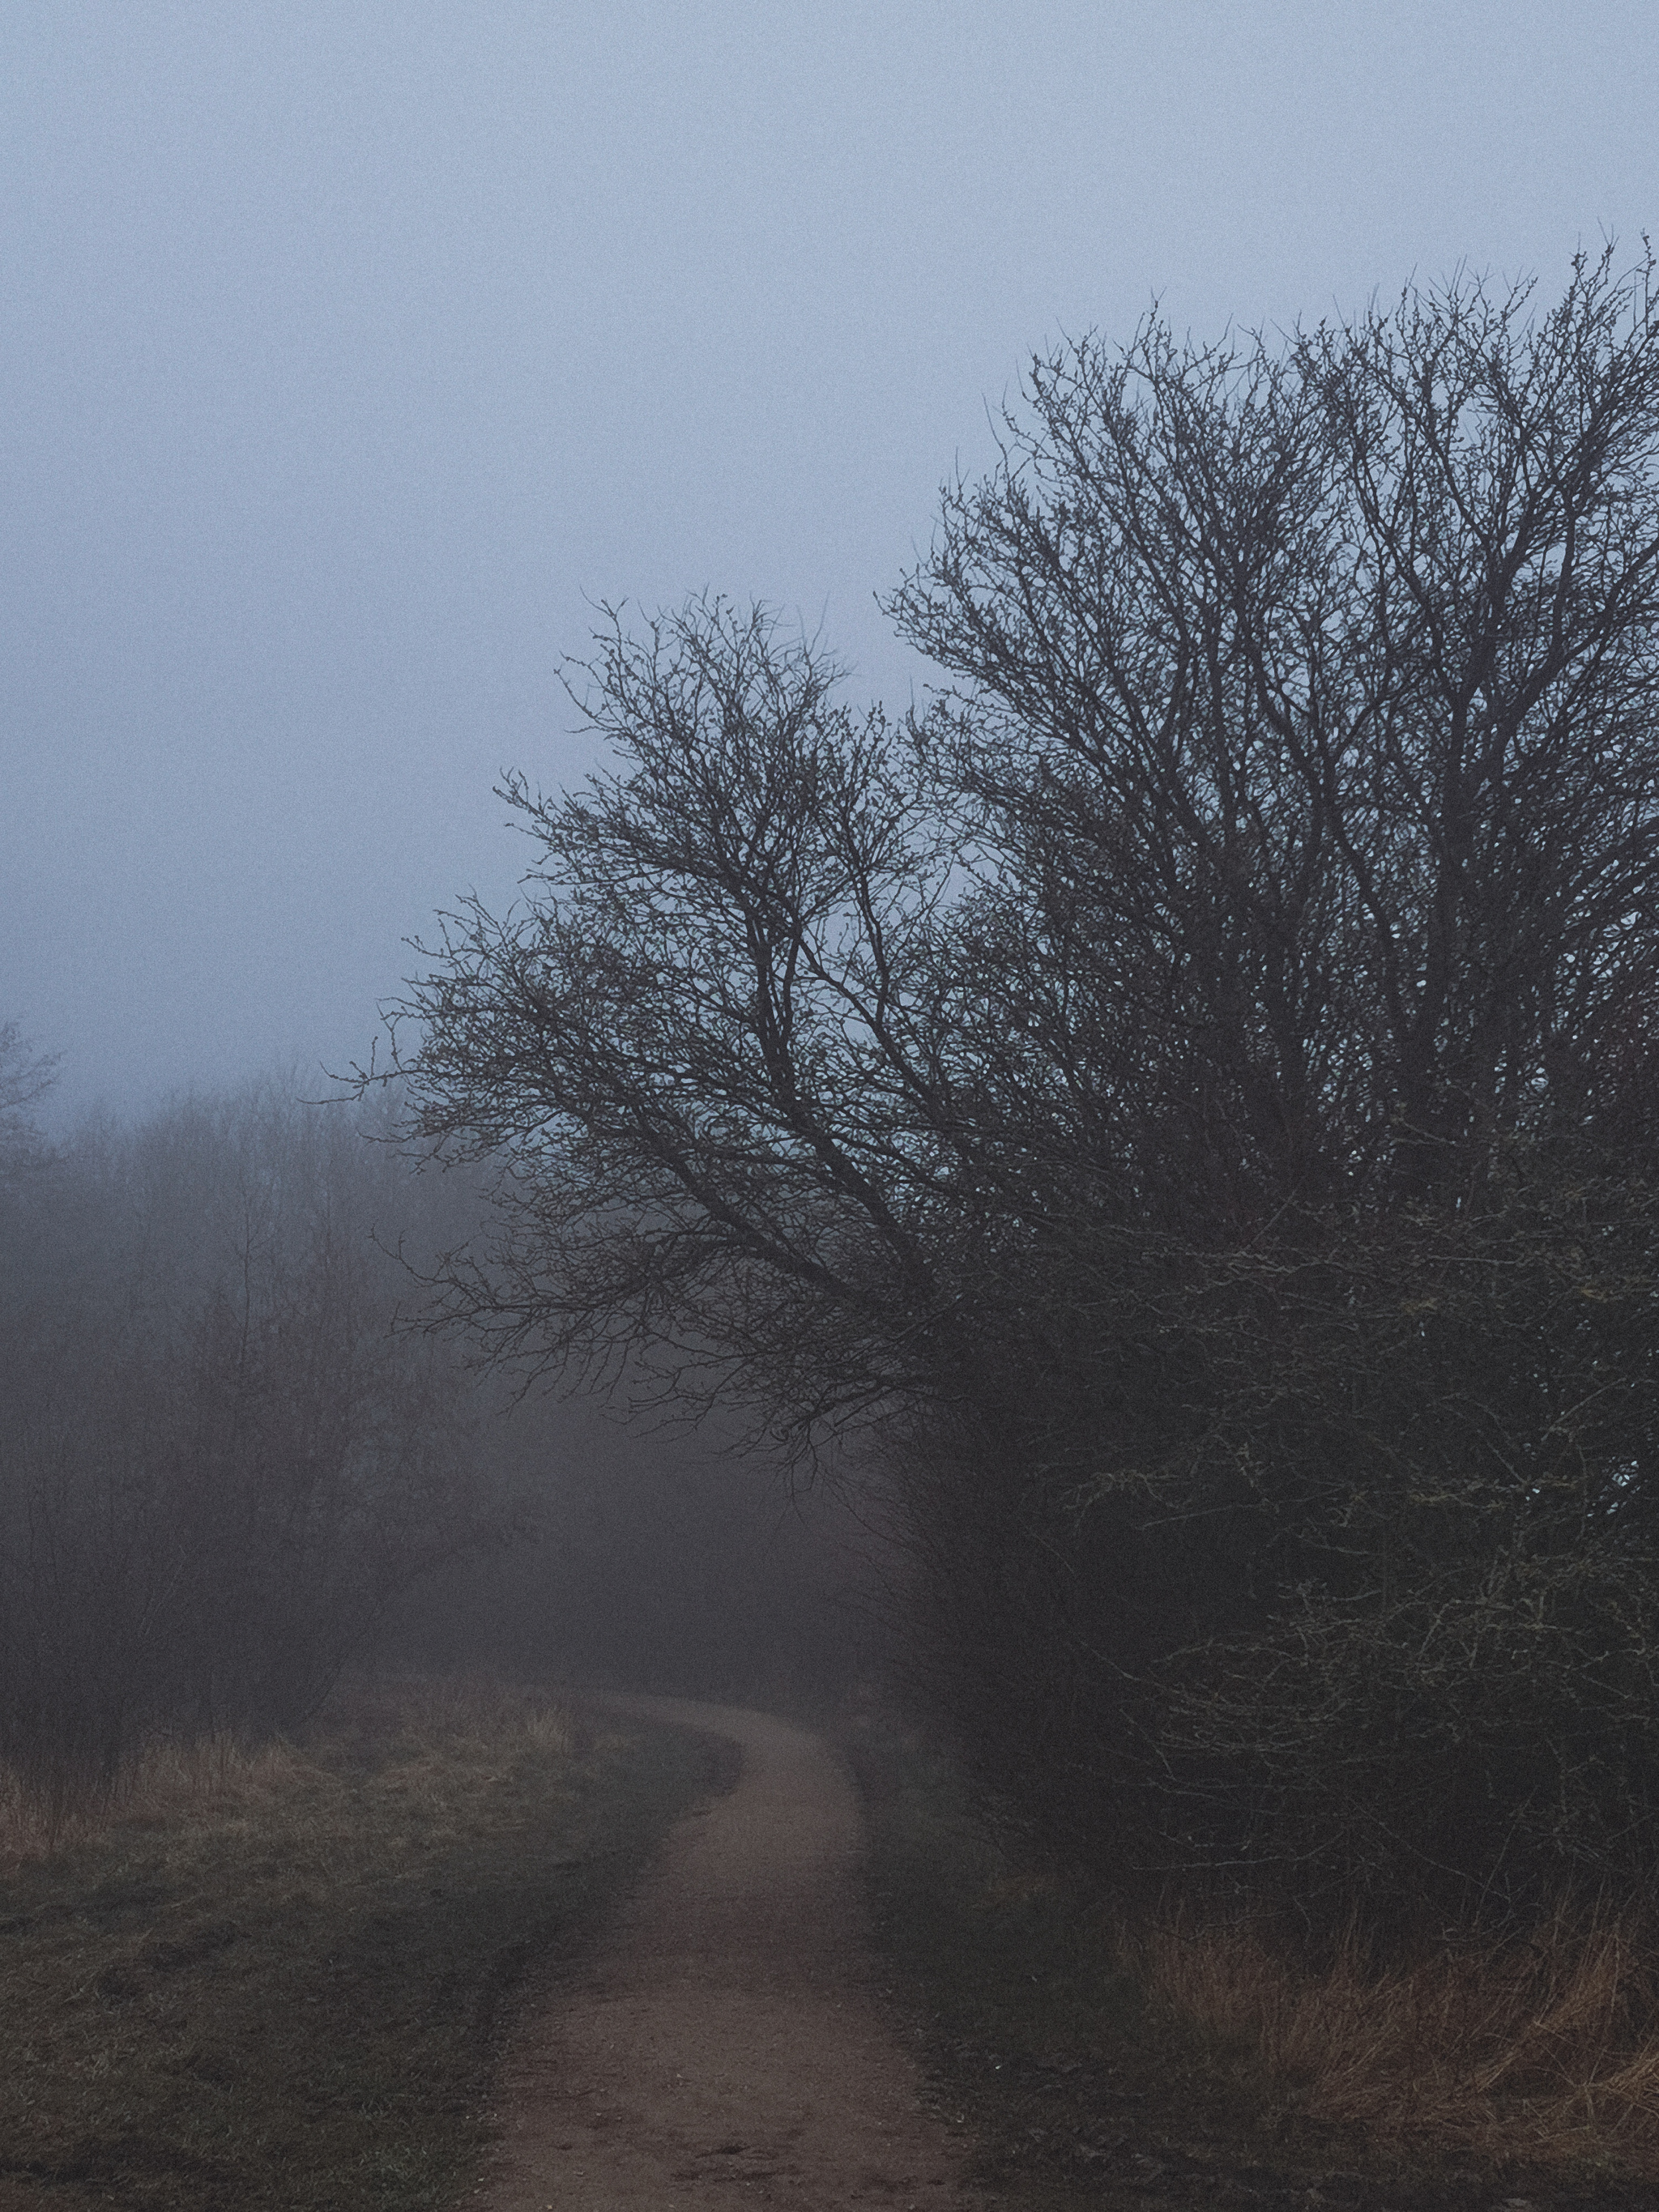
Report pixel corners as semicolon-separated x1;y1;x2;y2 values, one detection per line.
0;1039;504;1816
383;250;1659;1937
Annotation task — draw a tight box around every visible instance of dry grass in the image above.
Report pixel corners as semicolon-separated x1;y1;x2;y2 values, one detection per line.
1132;1899;1659;2165
0;1674;720;2212
0;1676;581;1862
851;1708;1659;2207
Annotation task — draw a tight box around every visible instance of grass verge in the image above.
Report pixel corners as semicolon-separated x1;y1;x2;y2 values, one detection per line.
0;1676;727;2212
849;1711;1659;2211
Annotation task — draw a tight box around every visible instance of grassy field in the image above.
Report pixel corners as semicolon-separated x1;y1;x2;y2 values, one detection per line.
850;1711;1659;2212
0;1677;727;2212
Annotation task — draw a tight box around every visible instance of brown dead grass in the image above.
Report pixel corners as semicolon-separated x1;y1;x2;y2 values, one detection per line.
0;1673;721;2212
0;1675;580;1865
853;1710;1659;2206
1132;1899;1659;2166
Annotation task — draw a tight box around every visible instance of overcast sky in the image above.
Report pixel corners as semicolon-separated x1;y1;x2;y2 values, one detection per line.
2;2;1655;1117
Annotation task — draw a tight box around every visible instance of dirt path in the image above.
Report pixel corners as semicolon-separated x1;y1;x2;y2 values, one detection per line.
475;1696;992;2210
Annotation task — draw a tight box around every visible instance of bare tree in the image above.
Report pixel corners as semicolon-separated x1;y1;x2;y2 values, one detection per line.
386;601;990;1453
891;246;1659;1220
384;254;1659;1926
0;1021;58;1187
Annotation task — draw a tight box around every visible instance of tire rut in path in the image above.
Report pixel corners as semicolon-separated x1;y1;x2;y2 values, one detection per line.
474;1696;992;2210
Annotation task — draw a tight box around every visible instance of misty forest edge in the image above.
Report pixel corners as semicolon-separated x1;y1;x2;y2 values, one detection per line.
7;249;1659;1950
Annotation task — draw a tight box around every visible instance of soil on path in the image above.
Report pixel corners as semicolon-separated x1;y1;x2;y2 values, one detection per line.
474;1696;992;2211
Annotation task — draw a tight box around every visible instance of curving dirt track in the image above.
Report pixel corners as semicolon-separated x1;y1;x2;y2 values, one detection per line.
474;1696;991;2210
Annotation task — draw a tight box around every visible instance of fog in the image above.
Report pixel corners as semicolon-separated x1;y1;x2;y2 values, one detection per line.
2;2;1651;1116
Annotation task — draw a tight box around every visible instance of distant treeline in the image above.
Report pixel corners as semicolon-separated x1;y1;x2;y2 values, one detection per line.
0;1033;867;1820
0;1045;503;1814
377;252;1659;1937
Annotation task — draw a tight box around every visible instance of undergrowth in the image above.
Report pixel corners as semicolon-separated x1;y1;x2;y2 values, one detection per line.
1131;1901;1659;2164
0;1674;724;2212
849;1708;1659;2210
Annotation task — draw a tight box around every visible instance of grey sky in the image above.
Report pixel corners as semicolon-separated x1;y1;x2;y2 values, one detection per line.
2;2;1654;1116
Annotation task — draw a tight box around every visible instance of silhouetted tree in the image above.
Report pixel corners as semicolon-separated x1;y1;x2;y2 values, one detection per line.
385;251;1659;1924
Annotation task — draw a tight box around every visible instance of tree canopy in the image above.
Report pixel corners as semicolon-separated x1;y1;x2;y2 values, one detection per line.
386;251;1659;1928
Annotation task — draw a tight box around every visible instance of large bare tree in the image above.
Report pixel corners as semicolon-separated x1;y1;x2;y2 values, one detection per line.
386;252;1659;1923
